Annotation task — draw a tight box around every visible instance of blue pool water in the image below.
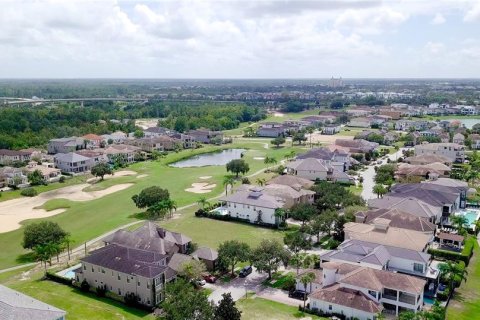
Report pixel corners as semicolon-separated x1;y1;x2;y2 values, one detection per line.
463;210;478;225
63;270;75;279
424;297;435;305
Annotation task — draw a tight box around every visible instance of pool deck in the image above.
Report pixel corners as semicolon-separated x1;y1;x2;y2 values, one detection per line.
56;263;82;279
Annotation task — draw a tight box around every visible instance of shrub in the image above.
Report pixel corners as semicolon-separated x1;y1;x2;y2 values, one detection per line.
124;292;140;307
59;176;66;183
195;209;207;217
241;177;250;184
80;279;90;292
427;248;469;264
96;284;107;297
21;187;38;197
436;287;450;301
45;271;73;285
461;237;475;260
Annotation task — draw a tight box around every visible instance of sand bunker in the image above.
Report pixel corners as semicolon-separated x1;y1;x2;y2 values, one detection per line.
253;157;265;160
307;132;354;144
185;182;216;194
136;174;148;179
273;112;284;117
199;176;212;180
0;183;134;233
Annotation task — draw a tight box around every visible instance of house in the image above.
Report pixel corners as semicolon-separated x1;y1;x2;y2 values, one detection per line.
395;162;451;180
0;284;66;320
47;137;85;154
334;139;378;153
395;120;430;131
301;115;337;125
76;222;207;307
379;109;403;120
343;221;432;252
187;129;223;144
469;134;480;149
461;106;477;115
0;149;31;165
192;247;219;271
266;174;314;189
127;137;178;152
295;269;323;293
237;183;315;207
256;125;285;137
0;166;29;188
285;158;352;183
75;244;173;307
320;239;439;290
143;127;176;138
101;145;141;163
218;187;286;225
414;143;465;163
347;117;372;128
54;152;94;173
82;134;104;148
354;208;436;234
368;196;443;224
322;125;340;135
76;150;109;165
102;131;128;144
404;154;452;166
24;162;61;183
308;262;425;318
453;133;465;145
297;147;355;171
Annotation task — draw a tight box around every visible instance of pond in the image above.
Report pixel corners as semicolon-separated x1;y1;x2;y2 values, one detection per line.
169;149;246;168
458;118;480;129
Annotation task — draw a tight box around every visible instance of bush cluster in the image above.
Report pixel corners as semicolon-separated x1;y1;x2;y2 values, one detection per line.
20;187;38;197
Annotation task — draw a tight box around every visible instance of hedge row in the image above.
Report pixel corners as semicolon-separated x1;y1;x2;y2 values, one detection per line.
45;271;73;286
195;208;285;230
427;248;470;264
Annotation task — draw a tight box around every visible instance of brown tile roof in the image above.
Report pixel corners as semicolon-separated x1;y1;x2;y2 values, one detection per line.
310;284;382;314
356;208;436;233
438;232;465;242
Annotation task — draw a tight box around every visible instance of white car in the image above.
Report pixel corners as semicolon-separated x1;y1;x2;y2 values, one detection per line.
195;279;206;286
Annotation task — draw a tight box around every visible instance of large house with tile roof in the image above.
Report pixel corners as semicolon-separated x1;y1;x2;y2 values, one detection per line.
308;262;426;319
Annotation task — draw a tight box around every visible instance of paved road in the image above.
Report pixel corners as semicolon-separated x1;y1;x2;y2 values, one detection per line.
360;148;406;201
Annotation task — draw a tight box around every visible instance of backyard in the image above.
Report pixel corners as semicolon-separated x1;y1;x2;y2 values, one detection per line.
0;139;305;269
447;239;480;320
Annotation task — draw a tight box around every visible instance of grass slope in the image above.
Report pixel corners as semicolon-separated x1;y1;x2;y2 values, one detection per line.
237;297;327;320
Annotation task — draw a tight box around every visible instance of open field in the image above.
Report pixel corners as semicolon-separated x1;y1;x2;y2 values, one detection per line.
446;240;480;320
237;296;327;320
0;140;305;269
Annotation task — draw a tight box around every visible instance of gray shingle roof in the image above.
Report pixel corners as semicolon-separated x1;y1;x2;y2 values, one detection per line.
0;284;66;320
193;247;218;261
356;208;436;233
220;189;285;209
54;152;91;163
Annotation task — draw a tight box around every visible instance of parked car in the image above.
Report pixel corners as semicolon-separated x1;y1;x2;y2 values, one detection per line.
195;279;206;286
289;290;307;300
239;266;253;278
203;274;217;283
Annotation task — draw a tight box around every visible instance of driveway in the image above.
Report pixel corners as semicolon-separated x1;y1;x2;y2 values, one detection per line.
208;268;268;304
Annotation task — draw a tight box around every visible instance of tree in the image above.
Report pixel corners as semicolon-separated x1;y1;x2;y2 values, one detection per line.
300;272;316;309
330;100;344;109
274;208;286;227
162;198;177;219
218;240;251;275
134;129;144;138
284;231;311;274
226;159;250;177
309;210;337;241
223;175;235;196
34;244;56;273
214;292;241;320
132;186;170;209
91;162;113;180
289;203;317;227
23;221;68;250
27;169;45;186
450;215;468;233
256;178;266;186
264;156;277;165
439;261;468;292
271;136;286;148
251;239;289;279
284;150;296;160
161;279;215;320
373;184;387;198
197;196;210;210
292;132;307;145
179;259;206;283
374;164;396;185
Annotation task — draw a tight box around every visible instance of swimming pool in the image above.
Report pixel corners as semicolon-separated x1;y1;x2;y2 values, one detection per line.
56;263;81;280
456;209;480;229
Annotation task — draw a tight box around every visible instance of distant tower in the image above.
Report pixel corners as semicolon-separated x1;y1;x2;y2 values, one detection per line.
328;77;344;88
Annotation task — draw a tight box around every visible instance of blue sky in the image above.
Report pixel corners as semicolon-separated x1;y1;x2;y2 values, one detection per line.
0;0;479;78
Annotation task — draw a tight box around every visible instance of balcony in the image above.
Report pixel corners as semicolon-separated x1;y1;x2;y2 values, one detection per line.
399;293;416;305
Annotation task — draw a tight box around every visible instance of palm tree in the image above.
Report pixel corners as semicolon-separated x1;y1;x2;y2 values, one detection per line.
307;127;314;148
284;150;296;161
147;201;169;220
197;196;210;210
256;178;266;186
300;272;316;309
223;175;236;196
274;208;286;227
162;199;177;218
450;215;468;233
465;170;479;186
373;184;387;198
264;156;278;166
439;261;468;292
62;235;73;261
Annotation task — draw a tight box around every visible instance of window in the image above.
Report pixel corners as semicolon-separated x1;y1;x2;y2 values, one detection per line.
138;281;141;286
118;274;121;280
413;263;424;273
83;265;86;270
368;290;377;298
91;267;94;272
101;269;105;274
328;305;332;311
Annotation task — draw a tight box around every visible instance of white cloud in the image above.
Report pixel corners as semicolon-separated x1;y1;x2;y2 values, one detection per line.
424;41;445;55
431;13;446;25
334;7;408;35
464;2;480;22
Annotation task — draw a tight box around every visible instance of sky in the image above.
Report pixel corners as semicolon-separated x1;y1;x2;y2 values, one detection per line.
1;0;480;78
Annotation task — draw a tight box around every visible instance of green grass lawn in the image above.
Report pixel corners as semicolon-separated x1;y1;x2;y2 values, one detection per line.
4;272;154;320
0;140;303;269
237;296;327;320
447;239;480;320
158;207;285;249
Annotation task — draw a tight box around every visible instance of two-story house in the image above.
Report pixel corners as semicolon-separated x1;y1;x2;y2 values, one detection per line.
54;152;94;173
285;158;352;183
308;262;426;319
47;137;85;154
0;149;31;165
414;143;465;163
